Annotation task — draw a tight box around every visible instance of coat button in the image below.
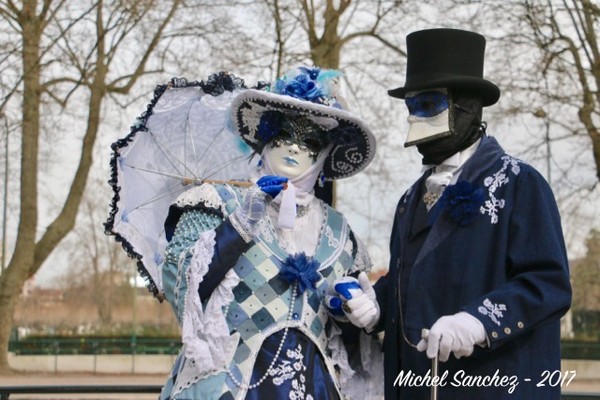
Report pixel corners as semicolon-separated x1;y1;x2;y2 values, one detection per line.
504;327;512;335
491;331;499;339
398;207;405;214
517;321;524;329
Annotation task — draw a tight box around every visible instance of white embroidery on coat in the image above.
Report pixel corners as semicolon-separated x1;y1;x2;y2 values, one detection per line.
268;344;314;400
478;298;507;326
480;155;521;224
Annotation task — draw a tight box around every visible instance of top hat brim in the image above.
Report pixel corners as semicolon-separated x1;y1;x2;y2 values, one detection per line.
388;75;500;107
230;89;376;181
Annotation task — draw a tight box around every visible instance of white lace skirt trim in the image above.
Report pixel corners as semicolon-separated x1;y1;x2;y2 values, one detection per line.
328;323;384;400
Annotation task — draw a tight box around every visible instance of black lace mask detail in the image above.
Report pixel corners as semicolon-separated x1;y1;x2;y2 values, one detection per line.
259;112;330;159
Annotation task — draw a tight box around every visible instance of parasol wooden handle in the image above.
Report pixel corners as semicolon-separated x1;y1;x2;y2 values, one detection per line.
181;177;254;187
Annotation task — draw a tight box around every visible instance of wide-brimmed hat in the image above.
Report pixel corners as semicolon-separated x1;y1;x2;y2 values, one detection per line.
230;67;376;181
388;28;500;106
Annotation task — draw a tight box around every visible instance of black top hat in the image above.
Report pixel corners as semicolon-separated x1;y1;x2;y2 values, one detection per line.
388;28;500;106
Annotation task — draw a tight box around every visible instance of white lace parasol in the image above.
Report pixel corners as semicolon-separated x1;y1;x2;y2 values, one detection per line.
105;74;258;299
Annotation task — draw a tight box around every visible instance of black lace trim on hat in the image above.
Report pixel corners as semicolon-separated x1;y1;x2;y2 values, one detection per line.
104;73;248;300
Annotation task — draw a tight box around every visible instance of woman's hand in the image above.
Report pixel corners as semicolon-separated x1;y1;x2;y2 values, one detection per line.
257;175;288;198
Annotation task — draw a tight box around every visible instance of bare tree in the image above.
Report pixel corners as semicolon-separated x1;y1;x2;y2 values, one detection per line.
522;0;600;182
60;174;136;327
572;229;600;312
463;0;600;256
0;0;183;373
570;228;600;339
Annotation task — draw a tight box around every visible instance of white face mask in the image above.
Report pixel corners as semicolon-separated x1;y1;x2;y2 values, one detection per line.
263;141;317;179
404;88;452;147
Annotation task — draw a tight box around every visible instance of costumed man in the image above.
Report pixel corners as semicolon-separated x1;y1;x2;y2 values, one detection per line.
331;28;572;399
158;67;382;400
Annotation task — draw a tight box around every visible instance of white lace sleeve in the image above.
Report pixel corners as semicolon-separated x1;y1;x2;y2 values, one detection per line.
180;229;240;377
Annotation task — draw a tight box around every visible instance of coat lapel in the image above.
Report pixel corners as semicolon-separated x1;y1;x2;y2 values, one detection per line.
413;136;504;266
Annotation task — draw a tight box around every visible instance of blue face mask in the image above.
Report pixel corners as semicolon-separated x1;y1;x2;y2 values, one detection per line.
404;89;452;147
405;91;449;118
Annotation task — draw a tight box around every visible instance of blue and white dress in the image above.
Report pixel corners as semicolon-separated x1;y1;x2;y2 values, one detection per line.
159;183;382;400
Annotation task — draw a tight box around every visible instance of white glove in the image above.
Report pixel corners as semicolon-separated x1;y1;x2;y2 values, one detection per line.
417;311;487;362
335;272;380;331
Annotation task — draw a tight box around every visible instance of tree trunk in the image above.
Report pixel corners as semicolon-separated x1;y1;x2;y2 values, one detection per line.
306;1;346;206
0;0;105;373
0;0;43;373
0;0;183;372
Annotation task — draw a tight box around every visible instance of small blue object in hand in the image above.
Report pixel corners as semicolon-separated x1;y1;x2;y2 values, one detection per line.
257;175;288;198
334;279;361;300
326;296;345;317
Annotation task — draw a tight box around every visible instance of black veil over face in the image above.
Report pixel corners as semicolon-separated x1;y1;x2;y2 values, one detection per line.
416;89;485;165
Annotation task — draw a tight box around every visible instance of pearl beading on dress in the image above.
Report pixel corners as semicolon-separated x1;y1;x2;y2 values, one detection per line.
226;283;298;390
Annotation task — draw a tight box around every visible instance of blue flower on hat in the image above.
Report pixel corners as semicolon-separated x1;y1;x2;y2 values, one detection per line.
279;252;321;294
273;67;342;105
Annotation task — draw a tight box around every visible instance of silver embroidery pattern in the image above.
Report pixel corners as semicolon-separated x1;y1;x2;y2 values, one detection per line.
324;225;340;248
478;298;507;326
480;155;521;224
268;344;314;400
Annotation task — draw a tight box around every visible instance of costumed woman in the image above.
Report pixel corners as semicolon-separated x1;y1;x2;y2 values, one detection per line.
158;67;382;400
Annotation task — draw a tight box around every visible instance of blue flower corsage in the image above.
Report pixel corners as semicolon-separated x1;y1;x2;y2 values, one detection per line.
280;252;321;294
437;180;485;226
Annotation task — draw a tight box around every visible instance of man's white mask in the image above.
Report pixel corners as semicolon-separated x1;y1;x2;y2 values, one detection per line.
404;88;453;147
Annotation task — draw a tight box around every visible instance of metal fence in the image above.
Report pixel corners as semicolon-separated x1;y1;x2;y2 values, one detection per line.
0;385;162;400
9;336;182;355
9;337;600;358
562;341;600;360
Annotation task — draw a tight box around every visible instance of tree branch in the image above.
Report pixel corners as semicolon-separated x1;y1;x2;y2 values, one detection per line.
107;0;182;94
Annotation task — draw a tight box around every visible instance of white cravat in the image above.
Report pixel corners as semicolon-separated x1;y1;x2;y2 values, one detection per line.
422;139;481;210
423;168;454;210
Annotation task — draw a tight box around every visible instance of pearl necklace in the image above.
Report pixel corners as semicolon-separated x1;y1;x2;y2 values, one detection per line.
226;283;298;390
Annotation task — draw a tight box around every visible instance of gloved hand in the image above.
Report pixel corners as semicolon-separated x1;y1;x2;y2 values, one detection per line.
331;272;380;331
231;176;289;239
417;311;487;362
325;277;361;321
257;175;288;198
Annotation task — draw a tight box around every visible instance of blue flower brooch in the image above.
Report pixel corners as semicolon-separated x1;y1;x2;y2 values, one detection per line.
279;252;321;294
436;180;485;226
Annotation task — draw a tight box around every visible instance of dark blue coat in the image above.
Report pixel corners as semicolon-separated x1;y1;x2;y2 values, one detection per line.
374;136;571;399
